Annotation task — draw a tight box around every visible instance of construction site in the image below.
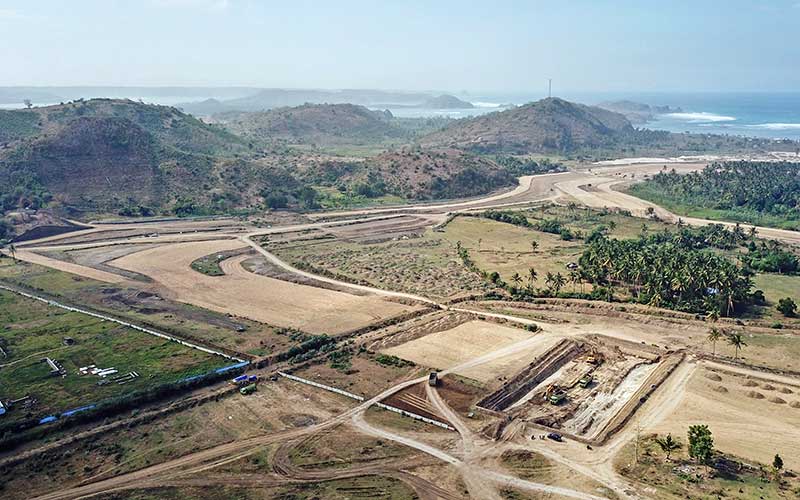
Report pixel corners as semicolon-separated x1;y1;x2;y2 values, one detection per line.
1;162;800;499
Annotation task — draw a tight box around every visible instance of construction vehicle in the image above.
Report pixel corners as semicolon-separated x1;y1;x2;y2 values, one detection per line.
239;383;257;395
578;374;593;388
584;347;604;366
544;384;566;405
428;372;439;387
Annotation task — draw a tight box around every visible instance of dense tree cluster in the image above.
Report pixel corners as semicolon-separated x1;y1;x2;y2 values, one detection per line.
494;156;565;176
632;161;800;224
579;234;753;316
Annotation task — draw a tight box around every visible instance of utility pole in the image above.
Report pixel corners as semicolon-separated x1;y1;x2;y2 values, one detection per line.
548;79;552;98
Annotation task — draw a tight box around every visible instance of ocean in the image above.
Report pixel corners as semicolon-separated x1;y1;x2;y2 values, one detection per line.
4;90;800;142
386;91;800;142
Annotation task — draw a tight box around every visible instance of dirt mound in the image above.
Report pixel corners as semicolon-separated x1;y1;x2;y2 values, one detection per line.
742;380;758;387
790;401;800;408
746;391;764;399
705;373;722;382
779;387;794;394
769;397;786;404
713;386;728;393
762;384;775;391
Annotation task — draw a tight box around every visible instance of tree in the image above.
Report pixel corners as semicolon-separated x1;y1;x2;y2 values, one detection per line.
530;240;539;253
552;272;566;294
776;297;797;318
687;425;714;468
726;333;747;360
707;328;723;357
23;99;32;109
527;267;538;288
654;433;681;461
511;272;523;289
773;453;783;475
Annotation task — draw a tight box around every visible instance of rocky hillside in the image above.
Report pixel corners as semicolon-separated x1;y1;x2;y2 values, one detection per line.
420;97;635;153
0;99;270;216
219;103;405;146
301;148;516;201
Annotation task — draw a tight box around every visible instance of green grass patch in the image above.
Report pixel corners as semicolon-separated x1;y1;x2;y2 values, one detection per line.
0;290;225;424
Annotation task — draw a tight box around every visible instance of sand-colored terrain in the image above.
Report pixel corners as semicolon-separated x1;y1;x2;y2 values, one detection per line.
647;366;800;470
109;240;415;334
383;320;563;382
13;249;128;284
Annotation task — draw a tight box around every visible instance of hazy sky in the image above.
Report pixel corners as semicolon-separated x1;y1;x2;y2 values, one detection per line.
1;0;799;92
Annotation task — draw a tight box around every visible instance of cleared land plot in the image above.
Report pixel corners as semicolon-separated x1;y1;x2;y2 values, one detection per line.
382;320;561;383
647;366;800;470
110;240;414;334
0;290;224;426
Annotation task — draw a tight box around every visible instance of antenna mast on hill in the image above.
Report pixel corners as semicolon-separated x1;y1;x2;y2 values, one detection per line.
548;79;552;98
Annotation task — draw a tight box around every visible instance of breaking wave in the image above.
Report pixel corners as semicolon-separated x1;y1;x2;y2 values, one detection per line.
665;111;736;123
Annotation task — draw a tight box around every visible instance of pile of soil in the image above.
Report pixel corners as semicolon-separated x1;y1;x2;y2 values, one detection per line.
705;373;722;382
713;386;728;393
746;391;764;399
742;380;758;387
790;401;800;408
762;384;775;391
768;396;786;404
779;387;793;394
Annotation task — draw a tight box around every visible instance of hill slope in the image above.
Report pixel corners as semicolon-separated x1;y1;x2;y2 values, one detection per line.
220;103;404;146
420;97;635;153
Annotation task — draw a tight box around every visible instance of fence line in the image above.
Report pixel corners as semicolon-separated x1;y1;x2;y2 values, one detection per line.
277;372;455;431
0;284;243;362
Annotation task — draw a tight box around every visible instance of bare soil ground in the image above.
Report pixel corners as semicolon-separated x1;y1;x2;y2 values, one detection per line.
109;240;415;334
383;320;563;383
646;366;800;470
0;380;356;500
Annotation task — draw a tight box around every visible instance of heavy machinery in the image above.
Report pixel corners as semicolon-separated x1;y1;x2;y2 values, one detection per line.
584;347;604;366
240;383;257;395
578;374;593;388
544;384;566;405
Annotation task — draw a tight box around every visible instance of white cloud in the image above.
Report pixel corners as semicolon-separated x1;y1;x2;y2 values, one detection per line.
151;0;230;11
0;9;25;20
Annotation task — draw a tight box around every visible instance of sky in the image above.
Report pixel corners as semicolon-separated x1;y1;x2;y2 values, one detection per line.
1;0;799;93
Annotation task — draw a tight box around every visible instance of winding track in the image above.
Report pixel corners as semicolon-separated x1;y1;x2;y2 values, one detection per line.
12;163;800;499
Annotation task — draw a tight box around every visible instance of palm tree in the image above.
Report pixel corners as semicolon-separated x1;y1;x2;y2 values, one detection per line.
654;433;681;461
707;328;723;357
568;269;580;293
552;273;566;294
545;272;555;292
511;272;523;289
727;333;747;360
528;267;538;288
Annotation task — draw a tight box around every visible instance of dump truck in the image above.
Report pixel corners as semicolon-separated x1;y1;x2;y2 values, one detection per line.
239;383;257;395
549;391;566;405
578;374;593;388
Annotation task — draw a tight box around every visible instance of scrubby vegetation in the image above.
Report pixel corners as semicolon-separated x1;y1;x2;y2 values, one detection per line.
630;161;800;229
